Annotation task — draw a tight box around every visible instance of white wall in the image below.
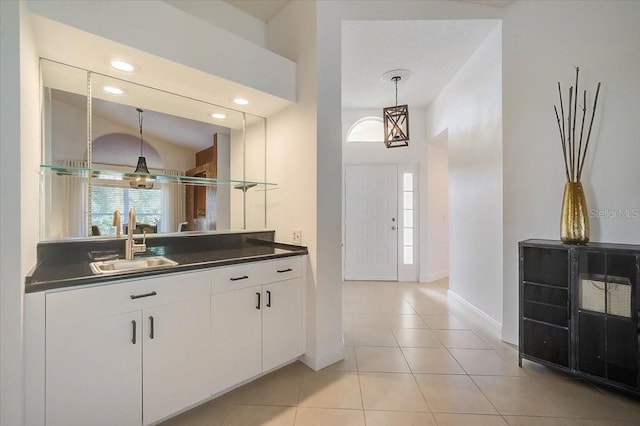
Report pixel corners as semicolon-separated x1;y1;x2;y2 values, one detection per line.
265;1;341;369
424;130;449;282
0;1;39;424
164;0;266;47
426;24;503;328
342;108;425;282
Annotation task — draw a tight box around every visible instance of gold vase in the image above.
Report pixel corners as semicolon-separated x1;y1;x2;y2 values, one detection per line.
560;181;590;244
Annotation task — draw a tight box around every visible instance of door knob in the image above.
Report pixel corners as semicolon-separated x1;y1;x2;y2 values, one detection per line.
391;217;396;222
391;226;397;231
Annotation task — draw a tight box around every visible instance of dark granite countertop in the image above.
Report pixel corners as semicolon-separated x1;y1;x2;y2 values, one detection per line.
25;231;308;293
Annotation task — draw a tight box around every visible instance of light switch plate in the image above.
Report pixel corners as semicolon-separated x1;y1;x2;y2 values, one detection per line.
292;229;302;244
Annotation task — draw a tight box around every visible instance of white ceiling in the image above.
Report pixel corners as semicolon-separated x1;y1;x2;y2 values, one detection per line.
223;0;290;23
342;20;500;109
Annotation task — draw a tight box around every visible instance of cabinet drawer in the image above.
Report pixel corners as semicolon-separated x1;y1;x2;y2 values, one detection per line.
260;257;302;283
523;247;569;287
210;262;264;294
47;271;210;326
523;284;567;307
523;301;568;327
522;319;569;367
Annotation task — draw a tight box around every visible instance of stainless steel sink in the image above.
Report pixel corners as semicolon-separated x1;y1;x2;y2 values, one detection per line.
89;256;178;275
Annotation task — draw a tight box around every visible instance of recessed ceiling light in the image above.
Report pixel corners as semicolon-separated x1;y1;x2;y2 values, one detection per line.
110;59;136;72
233;98;249;105
103;85;126;95
211;113;226;119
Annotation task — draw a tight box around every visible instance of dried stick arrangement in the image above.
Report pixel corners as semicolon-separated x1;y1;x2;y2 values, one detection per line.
553;67;601;182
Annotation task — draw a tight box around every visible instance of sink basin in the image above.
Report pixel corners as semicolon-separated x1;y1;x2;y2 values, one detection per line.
90;256;178;275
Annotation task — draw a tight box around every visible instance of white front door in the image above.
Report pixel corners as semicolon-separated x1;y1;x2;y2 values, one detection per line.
345;164;398;281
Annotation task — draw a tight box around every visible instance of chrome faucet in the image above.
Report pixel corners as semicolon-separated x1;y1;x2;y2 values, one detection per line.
112;209;121;238
125;208;146;260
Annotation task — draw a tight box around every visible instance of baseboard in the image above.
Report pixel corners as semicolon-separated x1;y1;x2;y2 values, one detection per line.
447;289;502;339
419;269;449;283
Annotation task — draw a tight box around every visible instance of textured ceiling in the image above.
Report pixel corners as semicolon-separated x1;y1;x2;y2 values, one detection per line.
224;0;289;22
342;20;500;109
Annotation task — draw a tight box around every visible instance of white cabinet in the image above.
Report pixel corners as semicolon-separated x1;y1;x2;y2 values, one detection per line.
210;257;304;395
211;285;262;394
143;296;211;425
34;255;305;426
46;310;142;426
45;271;211;426
262;277;304;371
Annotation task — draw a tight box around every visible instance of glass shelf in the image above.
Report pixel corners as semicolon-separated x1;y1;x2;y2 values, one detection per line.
40;164;277;189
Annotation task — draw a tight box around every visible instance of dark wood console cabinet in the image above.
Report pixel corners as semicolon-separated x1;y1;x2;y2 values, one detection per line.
519;239;640;395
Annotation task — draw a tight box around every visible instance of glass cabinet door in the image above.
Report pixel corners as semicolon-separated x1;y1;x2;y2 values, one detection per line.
577;251;638;388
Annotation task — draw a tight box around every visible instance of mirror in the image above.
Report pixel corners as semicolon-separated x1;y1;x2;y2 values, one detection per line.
40;59;268;240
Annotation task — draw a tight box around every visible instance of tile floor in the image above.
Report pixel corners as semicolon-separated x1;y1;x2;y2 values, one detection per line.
161;278;640;426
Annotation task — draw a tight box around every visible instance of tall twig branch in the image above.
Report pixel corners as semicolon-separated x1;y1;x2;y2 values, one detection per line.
555;105;571;182
572;67;579;180
578;82;601;180
577;90;587;178
568;87;573;182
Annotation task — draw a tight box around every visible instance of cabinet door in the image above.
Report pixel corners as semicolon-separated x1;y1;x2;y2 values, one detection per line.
262;278;304;372
211;286;262;395
142;296;212;425
46;311;142;426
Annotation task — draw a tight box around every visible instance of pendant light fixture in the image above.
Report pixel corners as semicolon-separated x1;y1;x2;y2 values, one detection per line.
130;108;154;189
382;69;411;148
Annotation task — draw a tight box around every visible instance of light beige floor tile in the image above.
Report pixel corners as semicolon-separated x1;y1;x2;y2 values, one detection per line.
503;417;581;425
160;393;235;426
402;347;465;374
343;313;388;328
223;405;296;426
433;329;490;349
579;420;640;426
421;315;468;330
355;346;410;373
471;376;575;417
352;326;398;346
379;301;417;314
323;345;357;372
449;349;522;376
294;407;365;426
298;371;362;409
415;374;498;414
359;372;429;411
433;413;508;425
538;377;640;421
385;314;427;329
229;363;305;406
348;302;385;314
364;410;437;425
392;328;444;348
406;299;450;315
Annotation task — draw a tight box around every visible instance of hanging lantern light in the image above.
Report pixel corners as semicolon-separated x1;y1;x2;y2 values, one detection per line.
382;69;410;148
130;107;154;189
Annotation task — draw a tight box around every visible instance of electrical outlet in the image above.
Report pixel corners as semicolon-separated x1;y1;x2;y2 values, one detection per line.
292;229;302;244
